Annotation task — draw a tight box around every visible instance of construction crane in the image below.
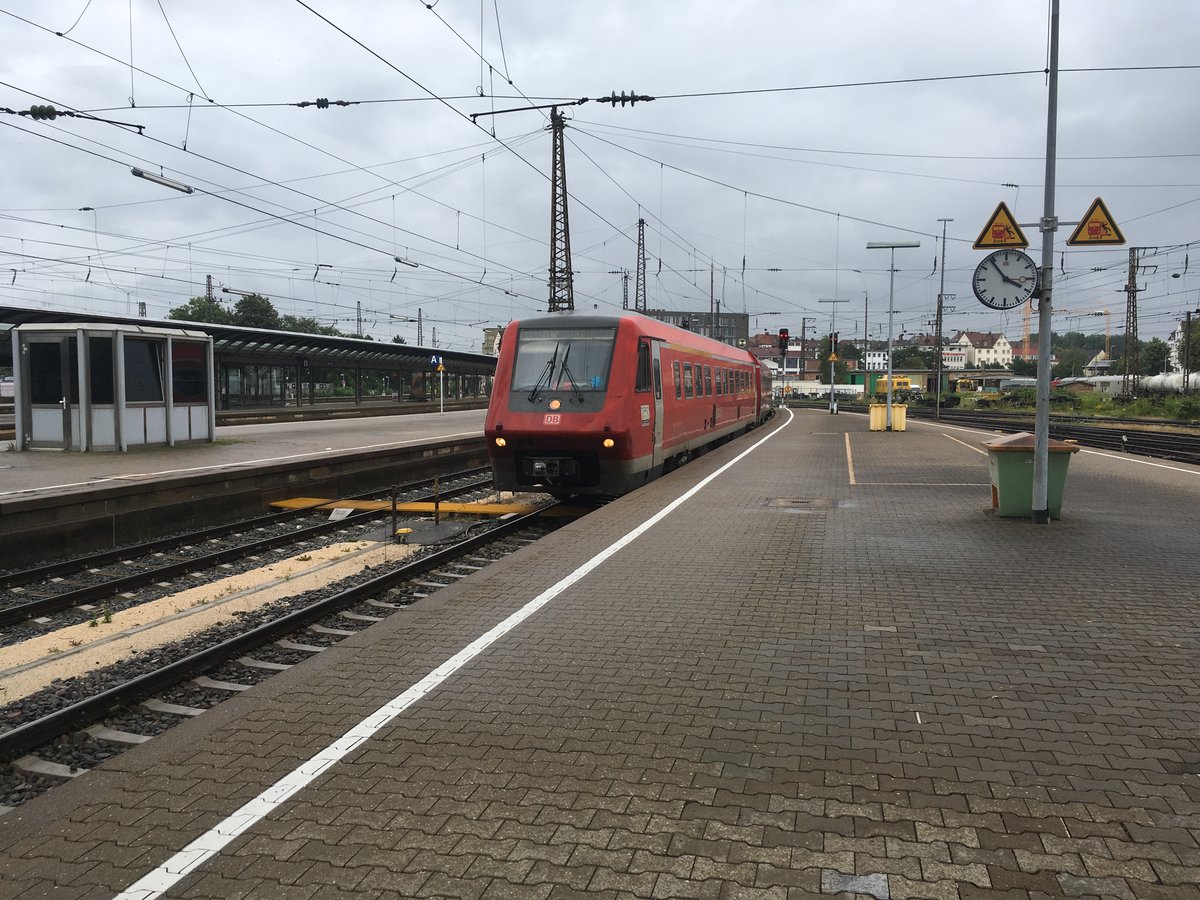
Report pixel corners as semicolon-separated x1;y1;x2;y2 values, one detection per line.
1058;308;1112;358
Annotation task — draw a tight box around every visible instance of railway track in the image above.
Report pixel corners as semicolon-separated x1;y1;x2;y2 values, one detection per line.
905;408;1200;465
0;504;567;812
789;402;1200;465
0;467;496;636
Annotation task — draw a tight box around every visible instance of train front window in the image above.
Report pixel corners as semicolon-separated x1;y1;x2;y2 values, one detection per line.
511;327;617;395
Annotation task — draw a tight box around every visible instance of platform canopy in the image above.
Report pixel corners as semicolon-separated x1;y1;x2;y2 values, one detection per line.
0;306;497;377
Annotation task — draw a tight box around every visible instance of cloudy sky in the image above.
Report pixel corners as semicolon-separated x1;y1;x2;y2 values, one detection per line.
2;0;1199;353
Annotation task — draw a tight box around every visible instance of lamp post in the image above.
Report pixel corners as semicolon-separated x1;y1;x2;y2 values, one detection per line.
817;299;848;414
866;240;921;430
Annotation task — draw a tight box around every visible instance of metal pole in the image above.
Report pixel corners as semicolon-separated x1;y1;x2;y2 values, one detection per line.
886;249;896;430
1032;0;1060;524
1186;310;1193;391
818;301;847;414
935;218;953;418
862;292;868;368
830;302;837;414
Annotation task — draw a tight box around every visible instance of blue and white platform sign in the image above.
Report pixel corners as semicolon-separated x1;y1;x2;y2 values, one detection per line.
429;354;442;367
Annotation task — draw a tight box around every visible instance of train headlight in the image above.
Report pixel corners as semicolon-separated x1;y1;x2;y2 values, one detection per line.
494;437;507;447
549;399;561;410
602;438;615;449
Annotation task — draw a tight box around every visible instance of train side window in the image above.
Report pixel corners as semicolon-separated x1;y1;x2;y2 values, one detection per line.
635;341;652;392
715;366;723;396
683;363;694;398
704;365;712;396
673;361;682;399
653;359;662;400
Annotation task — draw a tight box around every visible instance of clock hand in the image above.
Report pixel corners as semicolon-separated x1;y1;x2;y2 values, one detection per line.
989;256;1024;288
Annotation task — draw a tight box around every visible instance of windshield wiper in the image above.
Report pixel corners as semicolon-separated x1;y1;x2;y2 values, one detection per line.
557;344;585;403
527;342;559;402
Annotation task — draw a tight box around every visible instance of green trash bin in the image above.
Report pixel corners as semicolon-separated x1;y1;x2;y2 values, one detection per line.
983;431;1079;518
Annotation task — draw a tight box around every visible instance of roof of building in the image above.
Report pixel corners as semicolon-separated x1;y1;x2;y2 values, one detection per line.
951;330;1008;349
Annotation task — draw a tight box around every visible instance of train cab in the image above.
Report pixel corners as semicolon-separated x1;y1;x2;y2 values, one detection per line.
486;311;772;498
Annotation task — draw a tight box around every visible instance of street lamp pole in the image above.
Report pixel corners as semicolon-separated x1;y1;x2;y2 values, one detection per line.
867;240;921;430
818;299;848;414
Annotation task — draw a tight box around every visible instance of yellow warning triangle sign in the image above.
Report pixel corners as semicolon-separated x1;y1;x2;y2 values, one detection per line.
1067;197;1125;246
973;201;1029;249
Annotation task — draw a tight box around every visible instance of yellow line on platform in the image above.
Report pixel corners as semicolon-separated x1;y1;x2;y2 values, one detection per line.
844;433;857;485
269;498;545;516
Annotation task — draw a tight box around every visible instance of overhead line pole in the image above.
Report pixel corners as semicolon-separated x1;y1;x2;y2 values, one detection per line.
935;218;952;418
469;92;653;314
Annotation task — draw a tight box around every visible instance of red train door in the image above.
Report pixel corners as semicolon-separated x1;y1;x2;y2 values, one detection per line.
649;340;664;471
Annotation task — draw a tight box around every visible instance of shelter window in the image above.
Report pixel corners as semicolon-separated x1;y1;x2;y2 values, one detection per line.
172;342;208;403
89;337;114;404
28;342;64;405
125;339;164;402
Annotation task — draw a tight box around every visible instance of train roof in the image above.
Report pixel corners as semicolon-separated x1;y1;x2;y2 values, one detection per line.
506;310;757;360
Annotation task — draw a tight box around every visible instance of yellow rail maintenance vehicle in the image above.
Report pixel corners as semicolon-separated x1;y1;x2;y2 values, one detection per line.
872;374;917;401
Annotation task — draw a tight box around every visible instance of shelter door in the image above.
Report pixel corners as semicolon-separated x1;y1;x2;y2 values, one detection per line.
23;336;73;450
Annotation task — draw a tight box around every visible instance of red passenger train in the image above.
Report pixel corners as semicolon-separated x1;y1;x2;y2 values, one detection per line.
485;311;774;497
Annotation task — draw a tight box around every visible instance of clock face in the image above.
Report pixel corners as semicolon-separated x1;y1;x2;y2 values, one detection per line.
972;249;1039;310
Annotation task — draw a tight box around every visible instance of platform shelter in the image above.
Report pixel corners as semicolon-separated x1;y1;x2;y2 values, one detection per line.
11;322;214;451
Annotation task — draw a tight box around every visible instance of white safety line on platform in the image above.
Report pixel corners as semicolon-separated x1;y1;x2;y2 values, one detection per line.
942;433;987;455
0;430;481;499
111;411;795;900
844;433;857;485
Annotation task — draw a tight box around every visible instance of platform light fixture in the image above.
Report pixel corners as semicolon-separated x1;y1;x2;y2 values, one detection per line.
866;240;921;431
130;167;194;194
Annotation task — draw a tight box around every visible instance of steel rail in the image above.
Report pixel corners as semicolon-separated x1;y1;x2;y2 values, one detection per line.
0;506;554;760
0;473;495;628
0;466;492;591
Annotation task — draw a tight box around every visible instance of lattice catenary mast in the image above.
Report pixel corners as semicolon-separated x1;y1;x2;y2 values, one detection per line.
635;217;647;312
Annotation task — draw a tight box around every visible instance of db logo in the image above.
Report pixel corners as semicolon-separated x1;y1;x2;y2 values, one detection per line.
543;414;561;425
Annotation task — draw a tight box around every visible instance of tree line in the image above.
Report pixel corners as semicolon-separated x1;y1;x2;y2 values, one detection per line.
167;294;407;343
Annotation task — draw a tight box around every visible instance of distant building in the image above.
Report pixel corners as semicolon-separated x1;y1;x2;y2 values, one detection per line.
644;309;749;347
949;331;1013;368
1083;352;1112;377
